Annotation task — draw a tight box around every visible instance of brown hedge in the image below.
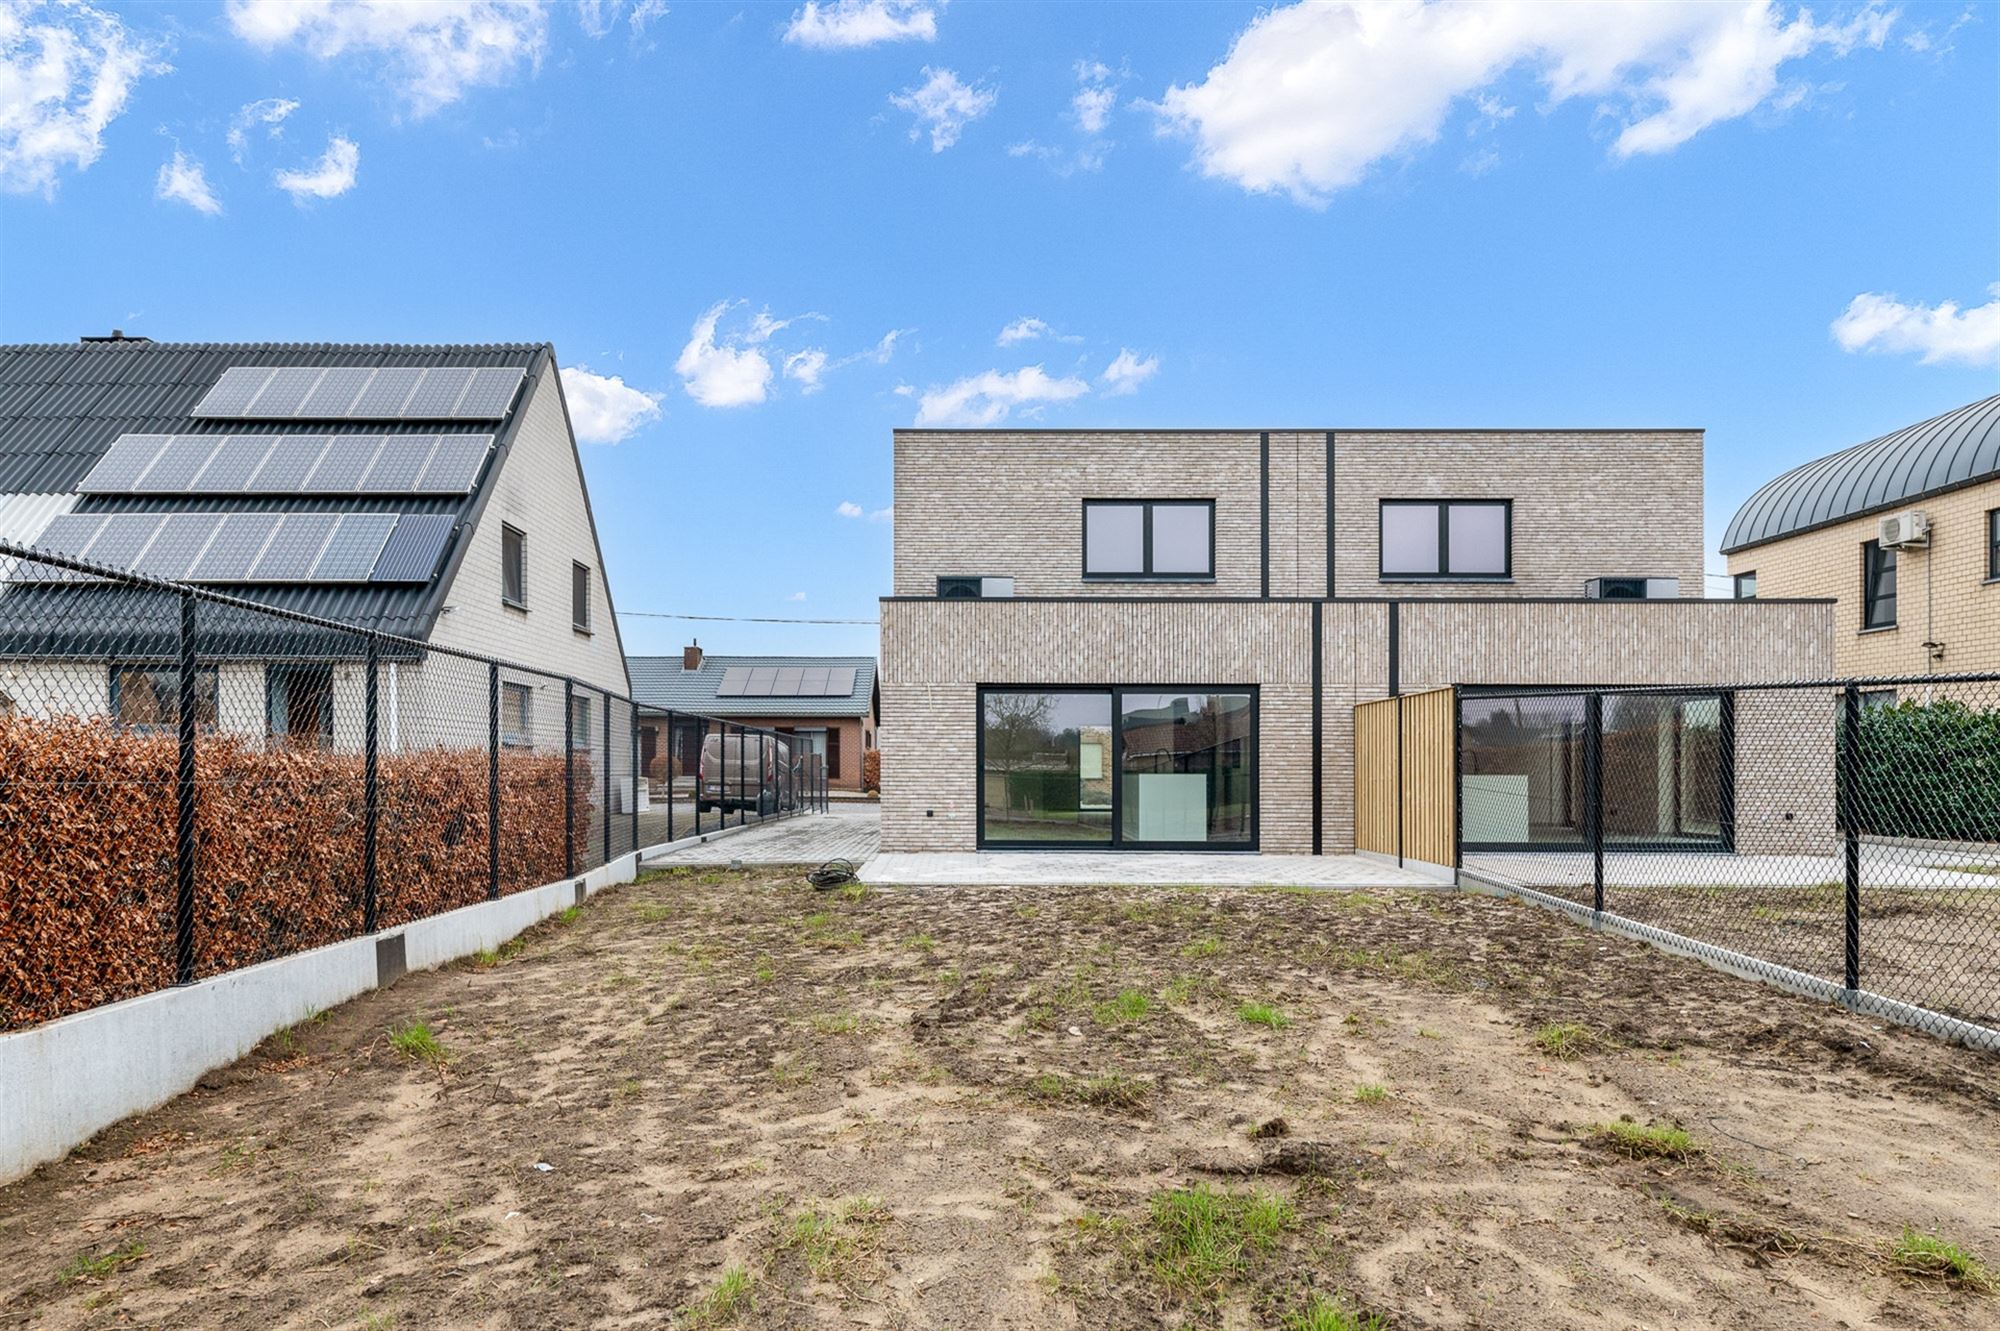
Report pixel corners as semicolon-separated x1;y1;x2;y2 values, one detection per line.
861;747;881;794
0;716;580;1031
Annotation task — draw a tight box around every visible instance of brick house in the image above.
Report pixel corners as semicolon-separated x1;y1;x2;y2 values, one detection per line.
880;427;1835;859
630;645;879;793
1723;394;2000;686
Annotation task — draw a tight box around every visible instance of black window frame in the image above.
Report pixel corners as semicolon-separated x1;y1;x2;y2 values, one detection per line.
1378;498;1513;581
1862;539;1897;631
569;691;593;749
1732;571;1757;600
500;680;534;748
571;560;592;633
975;683;1259;852
501;523;527;610
1987;508;2000;582
1080;499;1217;582
108;662;219;733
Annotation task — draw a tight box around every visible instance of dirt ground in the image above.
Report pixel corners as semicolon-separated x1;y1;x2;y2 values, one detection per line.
4;868;1999;1330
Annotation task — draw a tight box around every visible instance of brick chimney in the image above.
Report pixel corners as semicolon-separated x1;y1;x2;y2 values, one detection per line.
682;641;702;671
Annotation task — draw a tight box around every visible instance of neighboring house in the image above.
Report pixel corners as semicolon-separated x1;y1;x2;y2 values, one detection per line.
0;337;631;747
630;644;879;792
1722;394;2000;685
881;427;1836;858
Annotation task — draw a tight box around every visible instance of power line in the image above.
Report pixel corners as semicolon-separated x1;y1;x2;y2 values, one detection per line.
617;609;879;625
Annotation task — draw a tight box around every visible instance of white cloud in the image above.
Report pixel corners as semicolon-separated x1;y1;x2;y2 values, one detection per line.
891;66;994;152
835;500;864;518
155;148;220;214
784;0;938;49
226;95;297;162
784;329;903;393
787;590;807;601
1831;284;2000;368
1154;1;1897;206
0;0;170;197
1099;348;1158;397
1014;58;1122;175
224;0;549;117
868;505;893;523
783;347;829;392
273;133;359;201
675;300;775;408
561;364;663;443
914;365;1090;427
998;317;1048;346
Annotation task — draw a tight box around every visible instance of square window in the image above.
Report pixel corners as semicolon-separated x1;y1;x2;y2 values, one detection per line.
1380;500;1510;579
1733;571;1757;600
501;523;526;608
1082;500;1214;579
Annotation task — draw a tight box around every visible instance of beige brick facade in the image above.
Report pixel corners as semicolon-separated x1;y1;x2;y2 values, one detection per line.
1726;476;2000;680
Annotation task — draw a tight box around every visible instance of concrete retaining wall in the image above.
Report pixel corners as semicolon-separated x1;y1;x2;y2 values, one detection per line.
0;852;638;1184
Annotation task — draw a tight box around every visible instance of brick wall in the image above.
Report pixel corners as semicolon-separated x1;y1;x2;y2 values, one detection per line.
1726;477;2000;679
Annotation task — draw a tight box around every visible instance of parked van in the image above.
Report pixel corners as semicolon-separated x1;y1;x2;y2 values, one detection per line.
698;730;798;815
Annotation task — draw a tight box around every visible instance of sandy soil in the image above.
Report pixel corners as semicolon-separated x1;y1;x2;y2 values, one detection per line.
3;868;1998;1330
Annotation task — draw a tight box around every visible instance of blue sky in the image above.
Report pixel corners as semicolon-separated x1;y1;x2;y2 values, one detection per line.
3;0;1996;660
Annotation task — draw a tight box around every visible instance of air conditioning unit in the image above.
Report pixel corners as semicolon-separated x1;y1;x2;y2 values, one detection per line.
1584;577;1680;600
1878;510;1930;548
936;576;1015;599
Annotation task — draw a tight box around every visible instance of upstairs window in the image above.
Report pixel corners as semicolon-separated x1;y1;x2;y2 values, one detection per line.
572;561;592;632
1733;571;1757;600
501;524;526;608
1863;539;1897;629
1380;500;1511;579
1082;500;1213;580
1988;509;1999;581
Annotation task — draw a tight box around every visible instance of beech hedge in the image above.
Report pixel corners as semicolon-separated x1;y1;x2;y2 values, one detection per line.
0;716;579;1031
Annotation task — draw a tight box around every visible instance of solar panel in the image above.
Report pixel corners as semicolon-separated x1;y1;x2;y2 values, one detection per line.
349;367;423;418
825;667;856;697
189;513;278;580
78;513;163;573
302;434;383;492
715;667;751;697
247;435;333;492
359;434;436;491
76;434;173;492
401;367;474;419
191;367;273;417
797;667;829;695
136;513;221;580
249;513;338;580
415;433;491;491
28;513;104;557
188;435;277;492
311;513;398;580
369;513;453;582
134;436;224;492
244;366;325;418
772;667;805;695
744;667;779;694
297;366;375;418
455;367;523;419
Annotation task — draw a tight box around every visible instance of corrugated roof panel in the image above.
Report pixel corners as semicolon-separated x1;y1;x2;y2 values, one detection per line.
1722;394;2000;552
0;492;79;544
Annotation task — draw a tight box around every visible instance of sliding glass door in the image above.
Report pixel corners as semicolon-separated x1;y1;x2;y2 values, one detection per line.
979;686;1257;850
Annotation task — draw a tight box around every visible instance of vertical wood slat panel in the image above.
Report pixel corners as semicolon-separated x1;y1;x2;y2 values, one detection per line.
1398;687;1456;867
1352;696;1397;856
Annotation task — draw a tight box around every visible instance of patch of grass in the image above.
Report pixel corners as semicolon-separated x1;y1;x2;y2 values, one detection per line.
1590;1119;1699;1161
387;1020;449;1065
58;1240;147;1284
554;905;582;926
806;1013;859;1036
1890;1227;1997;1293
782;1198;890;1282
1236;1001;1290;1030
1285;1293;1387;1331
1145;1183;1295;1301
753;956;776;984
771;1055;818;1088
1029;1071;1148;1110
632;902;676;923
1352;1083;1389;1104
904;933;937;952
1161;975;1198;1005
676;1264;754;1326
1093;989;1153;1025
1533;1022;1606;1060
1654;1193;1805;1257
838;881;871;902
1179;936;1223;958
470;937;527;968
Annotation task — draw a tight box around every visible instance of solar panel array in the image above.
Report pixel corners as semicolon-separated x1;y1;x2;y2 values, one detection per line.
19;511;450;584
715;665;859;698
191;365;524;421
76;432;493;495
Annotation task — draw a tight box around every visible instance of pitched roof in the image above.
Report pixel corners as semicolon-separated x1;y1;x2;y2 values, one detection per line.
0;340;549;640
628;654;878;718
1722;394;2000;554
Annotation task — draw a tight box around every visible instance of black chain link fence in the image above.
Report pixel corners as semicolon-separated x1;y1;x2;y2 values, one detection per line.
0;539;826;1032
1457;676;2000;1047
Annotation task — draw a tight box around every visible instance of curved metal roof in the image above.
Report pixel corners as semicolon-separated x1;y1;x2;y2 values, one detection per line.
1721;394;2000;553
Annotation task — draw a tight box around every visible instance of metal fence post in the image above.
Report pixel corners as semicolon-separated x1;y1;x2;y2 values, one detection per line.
362;636;380;934
174;590;198;986
564;678;576;877
759;731;767;820
488;663;500;900
603;690;612;867
1586;692;1605;915
1841;683;1863;993
629;708;639;858
666;711;676;843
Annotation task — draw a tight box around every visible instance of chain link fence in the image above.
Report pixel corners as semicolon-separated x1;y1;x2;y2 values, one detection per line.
1457;675;2000;1046
0;539;826;1033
